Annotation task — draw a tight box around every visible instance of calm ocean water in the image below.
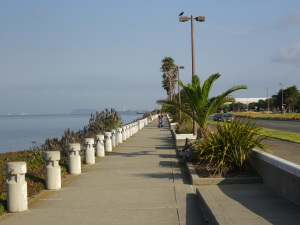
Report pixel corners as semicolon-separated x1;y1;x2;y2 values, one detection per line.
0;112;143;153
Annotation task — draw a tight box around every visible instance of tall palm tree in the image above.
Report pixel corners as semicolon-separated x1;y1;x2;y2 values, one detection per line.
160;57;178;101
157;73;247;137
179;73;247;136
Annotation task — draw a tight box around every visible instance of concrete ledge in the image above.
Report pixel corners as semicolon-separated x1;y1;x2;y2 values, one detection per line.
175;134;197;150
251;148;300;205
195;187;231;225
252;148;300;176
169;122;177;131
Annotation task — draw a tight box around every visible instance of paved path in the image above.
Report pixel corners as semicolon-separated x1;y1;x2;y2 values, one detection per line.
0;120;207;225
263;138;300;165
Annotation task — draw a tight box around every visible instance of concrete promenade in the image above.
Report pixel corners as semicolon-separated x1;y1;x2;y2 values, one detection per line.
0;119;207;225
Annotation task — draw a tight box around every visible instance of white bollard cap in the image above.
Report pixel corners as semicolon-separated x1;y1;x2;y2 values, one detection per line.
69;143;81;151
45;151;61;161
6;162;27;175
95;134;104;140
104;132;112;137
84;138;95;144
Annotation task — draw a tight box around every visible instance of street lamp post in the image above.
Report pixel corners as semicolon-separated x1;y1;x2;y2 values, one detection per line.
279;83;284;113
179;14;205;136
266;87;270;113
177;66;184;119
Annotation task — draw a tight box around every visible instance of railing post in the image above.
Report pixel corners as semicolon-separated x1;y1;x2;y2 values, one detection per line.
6;162;28;212
45;151;61;190
95;135;105;157
68;143;81;174
84;138;95;164
104;132;112;152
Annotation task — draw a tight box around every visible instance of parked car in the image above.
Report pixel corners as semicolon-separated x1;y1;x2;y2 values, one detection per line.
223;113;234;122
213;113;224;121
213;113;234;122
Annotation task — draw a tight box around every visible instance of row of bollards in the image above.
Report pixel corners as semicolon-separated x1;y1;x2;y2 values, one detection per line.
5;115;158;213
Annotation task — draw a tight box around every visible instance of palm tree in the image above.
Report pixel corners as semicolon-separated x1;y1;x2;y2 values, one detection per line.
179;73;247;137
160;57;178;101
157;73;247;137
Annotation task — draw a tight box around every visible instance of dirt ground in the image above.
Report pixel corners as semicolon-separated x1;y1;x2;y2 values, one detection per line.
193;160;258;178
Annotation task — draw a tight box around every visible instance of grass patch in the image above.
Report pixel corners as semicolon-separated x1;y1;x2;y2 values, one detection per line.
233;112;300;120
261;128;300;143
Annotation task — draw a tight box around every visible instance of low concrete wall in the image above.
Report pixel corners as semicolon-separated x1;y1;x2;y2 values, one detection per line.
167;115;197;150
174;133;197;150
169;122;177;131
251;149;300;205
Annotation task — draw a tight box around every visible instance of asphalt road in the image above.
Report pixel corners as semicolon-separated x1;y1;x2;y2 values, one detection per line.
251;118;300;133
210;116;300;134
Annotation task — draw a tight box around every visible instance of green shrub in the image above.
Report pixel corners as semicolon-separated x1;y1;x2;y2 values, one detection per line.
88;108;122;134
44;108;122;151
175;113;193;134
194;118;271;175
176;121;193;134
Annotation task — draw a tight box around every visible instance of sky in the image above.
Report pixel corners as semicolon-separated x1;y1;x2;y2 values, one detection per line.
1;0;300;115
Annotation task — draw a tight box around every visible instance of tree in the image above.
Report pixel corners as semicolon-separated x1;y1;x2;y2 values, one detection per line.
286;95;299;112
178;74;247;137
272;85;300;112
284;86;300;112
160;57;178;101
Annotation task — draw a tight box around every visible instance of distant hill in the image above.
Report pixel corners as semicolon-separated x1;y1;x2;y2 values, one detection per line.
71;108;97;114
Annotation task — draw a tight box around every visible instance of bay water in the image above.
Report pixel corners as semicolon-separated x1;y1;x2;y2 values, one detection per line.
0;112;143;153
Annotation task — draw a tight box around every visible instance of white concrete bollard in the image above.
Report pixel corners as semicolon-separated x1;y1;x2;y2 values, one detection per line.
143;119;146;128
129;124;133;137
45;151;61;190
126;125;130;139
68;143;81;175
104;132;112;152
84;138;95;164
111;129;116;147
95;135;105;157
6;162;28;213
122;126;127;141
134;122;138;134
117;128;123;144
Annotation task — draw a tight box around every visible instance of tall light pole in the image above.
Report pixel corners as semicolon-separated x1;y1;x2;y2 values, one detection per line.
279;83;284;113
266;87;269;113
177;66;184;119
179;14;205;136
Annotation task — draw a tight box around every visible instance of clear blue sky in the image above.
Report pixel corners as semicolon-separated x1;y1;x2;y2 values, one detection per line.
1;0;300;114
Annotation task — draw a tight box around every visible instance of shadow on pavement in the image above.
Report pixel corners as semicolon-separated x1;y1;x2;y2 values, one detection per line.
217;183;300;225
186;193;208;225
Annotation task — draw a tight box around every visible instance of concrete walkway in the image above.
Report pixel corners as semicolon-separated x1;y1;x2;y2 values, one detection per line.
0;120;207;225
263;138;300;165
